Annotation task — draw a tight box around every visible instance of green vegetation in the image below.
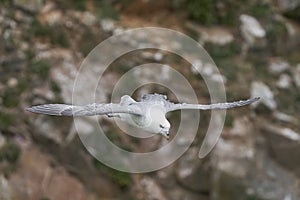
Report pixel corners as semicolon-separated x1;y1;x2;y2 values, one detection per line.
184;0;216;25
244;2;287;55
180;0;274;26
266;20;287;40
108;168;131;187
18;78;31;93
105;130;122;143
79;30;99;56
0;142;21;164
216;59;238;82
57;0;121;19
248;2;272;18
103;128;133;152
94;159;131;188
2;90;20;108
265;19;287;55
40;197;51;200
179;0;244;26
284;6;300;22
95;1;120;19
2;143;21;164
25;49;36;61
50;31;70;48
246;195;262;200
0;111;14;129
276;87;300;115
29;19;70;48
0;142;21;176
70;0;87;11
205;42;241;59
0;0;11;6
245;54;269;80
55;0;87;11
30;19;52;37
50;80;61;94
225;114;234;127
30;59;51;79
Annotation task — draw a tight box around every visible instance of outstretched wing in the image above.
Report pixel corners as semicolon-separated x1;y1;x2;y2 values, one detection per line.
166;97;260;112
26;103;143;116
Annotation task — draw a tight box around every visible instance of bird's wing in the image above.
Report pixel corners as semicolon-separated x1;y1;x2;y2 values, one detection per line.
166;97;260;112
26;103;143;116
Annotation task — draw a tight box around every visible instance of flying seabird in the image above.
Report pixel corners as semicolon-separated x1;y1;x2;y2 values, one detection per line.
26;94;259;139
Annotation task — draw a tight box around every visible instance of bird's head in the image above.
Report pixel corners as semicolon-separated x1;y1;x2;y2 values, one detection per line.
158;121;171;140
146;105;171;139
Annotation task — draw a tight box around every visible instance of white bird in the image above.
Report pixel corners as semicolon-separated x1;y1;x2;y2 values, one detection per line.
26;94;259;140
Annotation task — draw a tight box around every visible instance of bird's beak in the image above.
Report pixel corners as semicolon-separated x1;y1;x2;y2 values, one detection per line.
162;131;170;140
165;135;170;140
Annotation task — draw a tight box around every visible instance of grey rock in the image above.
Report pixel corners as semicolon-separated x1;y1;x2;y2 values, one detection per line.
211;130;255;200
248;151;299;200
191;59;203;75
251;81;277;110
13;0;44;13
0;175;10;200
81;12;97;26
41;10;62;26
140;177;168;200
277;0;300;12
261;123;300;176
176;147;210;193
191;61;226;83
276;74;292;89
240;14;266;45
273;111;298;124
293;64;300;88
100;19;115;32
185;22;234;45
201;29;234;45
0;132;6;149
8;147;100;200
269;58;290;74
33;115;68;144
154;52;163;61
213;138;254;178
212;129;299;200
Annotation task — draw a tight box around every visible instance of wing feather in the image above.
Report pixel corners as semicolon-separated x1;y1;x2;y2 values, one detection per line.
166;97;260;112
26;103;142;116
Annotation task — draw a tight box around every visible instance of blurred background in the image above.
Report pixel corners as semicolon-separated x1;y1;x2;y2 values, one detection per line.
0;0;300;199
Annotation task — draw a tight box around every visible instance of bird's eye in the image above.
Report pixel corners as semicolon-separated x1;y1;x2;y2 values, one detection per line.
159;124;164;128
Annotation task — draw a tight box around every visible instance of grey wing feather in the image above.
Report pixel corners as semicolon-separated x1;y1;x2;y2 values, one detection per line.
26;103;143;116
166;97;260;112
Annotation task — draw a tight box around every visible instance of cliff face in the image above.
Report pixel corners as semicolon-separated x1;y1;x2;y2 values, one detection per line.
1;0;300;199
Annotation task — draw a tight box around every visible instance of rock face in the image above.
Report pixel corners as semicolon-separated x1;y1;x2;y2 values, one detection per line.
262;123;300;176
1;0;300;199
8;147;96;200
268;58;290;74
293;64;300;88
211;118;300;200
277;0;300;12
176;148;211;193
240;14;266;45
140;177;168;200
276;74;292;89
0;175;10;200
251;81;277;110
13;0;44;12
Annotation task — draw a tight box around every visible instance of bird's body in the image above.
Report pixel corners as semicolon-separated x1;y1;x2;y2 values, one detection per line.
26;94;259;139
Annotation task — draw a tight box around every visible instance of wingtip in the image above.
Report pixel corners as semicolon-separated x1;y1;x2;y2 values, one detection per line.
252;97;260;102
25;107;34;113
